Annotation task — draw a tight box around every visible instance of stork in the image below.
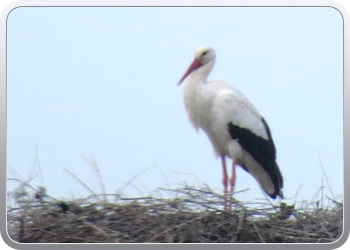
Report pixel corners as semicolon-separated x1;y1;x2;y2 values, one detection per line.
178;46;283;211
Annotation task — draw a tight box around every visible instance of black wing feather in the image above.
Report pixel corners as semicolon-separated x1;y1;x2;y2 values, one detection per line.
227;118;283;198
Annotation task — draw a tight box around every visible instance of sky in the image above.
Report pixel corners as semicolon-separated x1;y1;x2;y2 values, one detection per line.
6;6;343;207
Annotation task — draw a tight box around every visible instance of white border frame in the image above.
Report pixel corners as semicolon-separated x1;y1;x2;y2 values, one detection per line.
1;1;348;249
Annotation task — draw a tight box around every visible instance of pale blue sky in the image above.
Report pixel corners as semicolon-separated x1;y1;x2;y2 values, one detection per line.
7;7;343;205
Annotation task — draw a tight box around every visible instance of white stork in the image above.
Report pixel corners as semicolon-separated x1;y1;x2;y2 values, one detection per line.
178;46;283;210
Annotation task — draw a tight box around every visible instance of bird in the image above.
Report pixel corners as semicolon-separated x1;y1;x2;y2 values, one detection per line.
177;46;283;211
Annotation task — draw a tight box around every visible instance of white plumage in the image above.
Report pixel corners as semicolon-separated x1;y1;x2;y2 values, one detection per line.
178;46;283;210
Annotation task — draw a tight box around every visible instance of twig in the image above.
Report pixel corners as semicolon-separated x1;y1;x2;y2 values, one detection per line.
120;165;156;194
252;221;265;243
146;214;208;242
318;154;335;200
64;168;100;201
81;219;110;236
269;225;320;237
84;155;107;203
326;197;343;206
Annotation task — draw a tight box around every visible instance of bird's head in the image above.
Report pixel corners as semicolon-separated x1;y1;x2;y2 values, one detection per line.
178;46;216;85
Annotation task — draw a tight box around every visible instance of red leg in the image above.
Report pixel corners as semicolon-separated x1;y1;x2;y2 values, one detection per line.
221;155;228;211
229;159;237;210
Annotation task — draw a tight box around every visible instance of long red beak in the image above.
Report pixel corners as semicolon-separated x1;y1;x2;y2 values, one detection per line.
178;58;202;85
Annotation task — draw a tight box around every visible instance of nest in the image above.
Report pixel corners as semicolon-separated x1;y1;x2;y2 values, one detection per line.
7;184;343;243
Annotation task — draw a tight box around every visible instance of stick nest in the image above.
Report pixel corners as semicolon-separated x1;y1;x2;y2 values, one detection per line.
7;185;343;243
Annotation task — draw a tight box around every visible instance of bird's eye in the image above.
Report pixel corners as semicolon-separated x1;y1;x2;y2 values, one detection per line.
202;51;208;57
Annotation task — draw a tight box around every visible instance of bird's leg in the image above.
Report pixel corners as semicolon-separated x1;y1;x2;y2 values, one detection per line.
228;160;237;211
221;155;229;211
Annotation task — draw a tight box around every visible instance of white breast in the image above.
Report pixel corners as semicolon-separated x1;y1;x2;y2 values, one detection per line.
184;80;268;158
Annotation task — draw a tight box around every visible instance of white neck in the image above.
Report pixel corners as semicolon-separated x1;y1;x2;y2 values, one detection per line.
188;60;215;85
